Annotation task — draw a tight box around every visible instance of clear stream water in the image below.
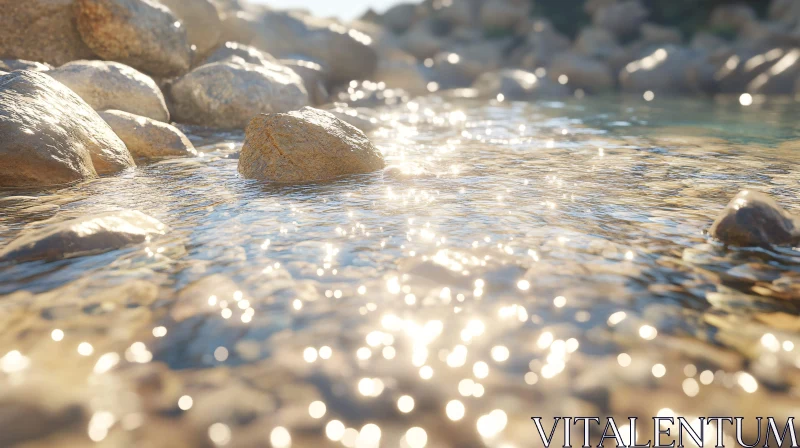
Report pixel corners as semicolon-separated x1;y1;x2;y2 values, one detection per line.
1;95;800;447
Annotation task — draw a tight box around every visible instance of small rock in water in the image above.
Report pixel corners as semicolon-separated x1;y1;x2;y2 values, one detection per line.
169;60;309;129
710;190;799;246
0;59;52;73
99;110;197;160
0;210;168;262
75;0;192;77
0;0;96;66
157;0;222;57
238;106;385;183
47;60;170;122
0;71;133;187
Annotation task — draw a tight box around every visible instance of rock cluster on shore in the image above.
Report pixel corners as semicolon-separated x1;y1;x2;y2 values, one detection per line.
1;0;798;190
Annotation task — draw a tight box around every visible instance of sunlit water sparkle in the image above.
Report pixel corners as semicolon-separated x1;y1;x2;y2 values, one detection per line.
1;95;800;446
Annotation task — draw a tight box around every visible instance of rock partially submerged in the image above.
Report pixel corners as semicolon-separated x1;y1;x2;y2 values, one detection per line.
75;0;192;77
0;71;133;187
238;107;385;183
0;0;96;66
47;60;170;122
169;60;309;129
99;110;196;160
710;191;799;247
0;210;168;262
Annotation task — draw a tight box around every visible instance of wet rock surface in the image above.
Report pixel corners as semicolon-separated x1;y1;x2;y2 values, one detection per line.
238;106;385;182
169;61;309;129
710;190;799;247
0;209;167;262
47;60;170;122
472;68;568;99
0;71;133;187
99;110;196;160
75;0;193;77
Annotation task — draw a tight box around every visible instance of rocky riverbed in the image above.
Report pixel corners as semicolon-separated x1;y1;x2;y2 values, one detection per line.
2;0;800;447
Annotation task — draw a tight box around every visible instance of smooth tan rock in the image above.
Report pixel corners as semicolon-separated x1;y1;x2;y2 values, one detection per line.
0;60;52;72
47;60;169;122
99;110;196;160
0;210;168;262
75;0;192;77
203;42;277;67
0;71;133;187
238;107;385;183
169;60;309;129
157;0;221;57
373;50;428;95
252;11;378;85
279;59;329;105
710;190;799;247
0;0;96;67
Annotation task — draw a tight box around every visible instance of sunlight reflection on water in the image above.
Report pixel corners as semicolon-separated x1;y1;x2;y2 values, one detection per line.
1;95;800;446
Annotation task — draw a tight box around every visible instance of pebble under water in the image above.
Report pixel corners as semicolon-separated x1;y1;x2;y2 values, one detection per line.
1;95;800;447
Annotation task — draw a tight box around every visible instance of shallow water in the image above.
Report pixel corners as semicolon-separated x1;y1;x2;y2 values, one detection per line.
2;95;800;447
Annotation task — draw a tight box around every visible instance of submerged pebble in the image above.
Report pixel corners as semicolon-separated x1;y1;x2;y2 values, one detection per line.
0;209;167;262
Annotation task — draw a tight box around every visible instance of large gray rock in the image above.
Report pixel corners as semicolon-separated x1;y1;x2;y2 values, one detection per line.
373;51;428;95
203;42;277;67
47;60;169;122
619;47;700;94
640;23;682;45
549;53;615;93
169;60;309;129
75;0;192;77
157;0;221;57
574;26;622;60
252;11;378;85
710;191;799;247
710;3;757;31
280;59;329;105
399;23;445;60
0;210;168;262
238;107;385;183
99;110;196;159
0;60;52;73
383;2;418;33
592;0;648;38
0;0;96;67
0;71;133;187
480;0;529;32
472;69;568;100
